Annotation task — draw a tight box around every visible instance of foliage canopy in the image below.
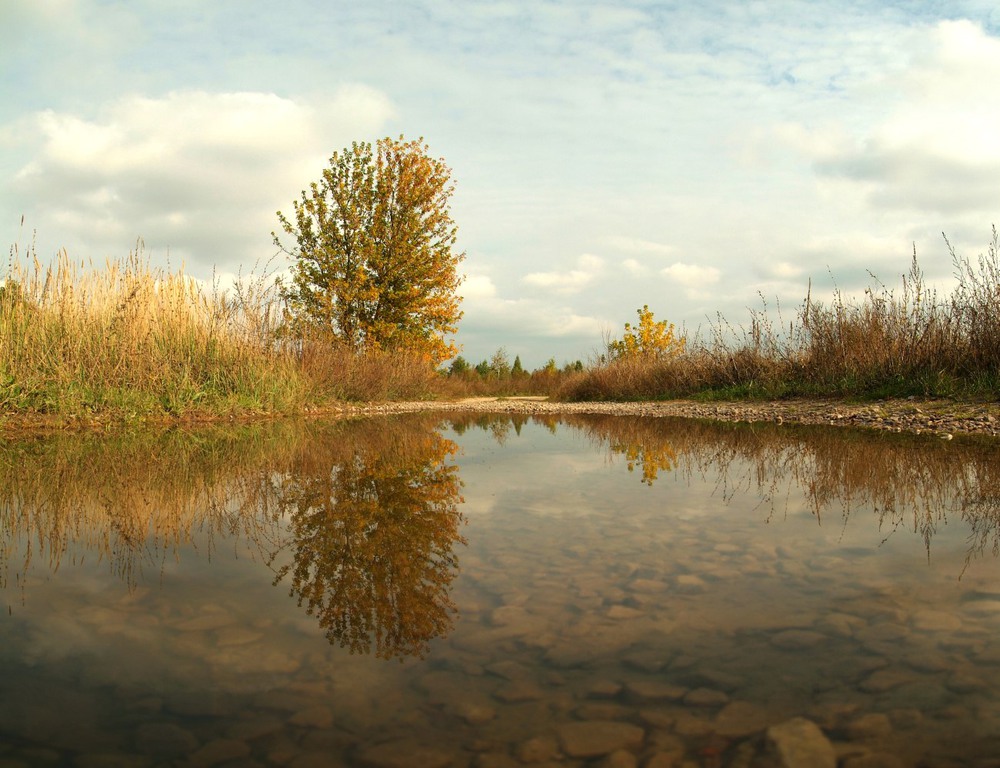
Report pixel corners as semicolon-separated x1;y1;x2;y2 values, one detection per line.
609;305;685;360
274;136;465;364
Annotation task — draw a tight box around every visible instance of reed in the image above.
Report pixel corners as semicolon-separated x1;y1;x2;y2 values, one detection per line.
561;228;1000;402
0;239;448;419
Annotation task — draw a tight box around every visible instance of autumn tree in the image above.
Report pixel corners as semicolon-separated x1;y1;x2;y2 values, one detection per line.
274;136;465;364
609;305;685;360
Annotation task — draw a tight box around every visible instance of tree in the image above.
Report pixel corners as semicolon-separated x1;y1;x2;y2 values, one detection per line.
274;136;465;364
511;355;525;377
447;355;470;377
609;305;685;360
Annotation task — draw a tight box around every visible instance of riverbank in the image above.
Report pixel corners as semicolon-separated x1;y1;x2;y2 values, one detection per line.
337;396;1000;438
3;396;998;439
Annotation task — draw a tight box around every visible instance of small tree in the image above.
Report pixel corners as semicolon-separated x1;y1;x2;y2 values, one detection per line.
609;305;685;361
274;136;465;364
447;355;471;377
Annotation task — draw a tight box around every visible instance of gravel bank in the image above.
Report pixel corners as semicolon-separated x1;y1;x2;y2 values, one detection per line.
341;396;1000;438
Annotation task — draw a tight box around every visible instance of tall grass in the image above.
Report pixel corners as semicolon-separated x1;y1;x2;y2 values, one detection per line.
0;239;439;419
0;240;304;416
561;227;1000;402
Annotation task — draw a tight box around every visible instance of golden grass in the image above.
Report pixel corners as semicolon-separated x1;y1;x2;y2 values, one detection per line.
561;228;1000;402
0;239;444;418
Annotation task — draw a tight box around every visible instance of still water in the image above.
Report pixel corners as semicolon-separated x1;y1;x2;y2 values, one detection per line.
1;412;999;767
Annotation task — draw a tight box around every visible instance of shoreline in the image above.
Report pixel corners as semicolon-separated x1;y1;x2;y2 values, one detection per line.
2;396;998;439
336;396;1000;439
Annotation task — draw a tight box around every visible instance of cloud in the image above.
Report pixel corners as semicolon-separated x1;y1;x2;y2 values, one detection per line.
660;262;721;287
522;253;604;295
461;273;497;300
622;258;645;276
5;87;395;272
800;20;1000;214
605;236;675;257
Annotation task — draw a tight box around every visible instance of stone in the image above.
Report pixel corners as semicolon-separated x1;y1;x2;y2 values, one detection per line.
516;735;559;762
214;627;263;646
174;612;235;631
484;660;531;680
816;613;865;638
602;749;639;768
473;754;520;768
887;708;922;730
763;718;836;768
947;671;991;694
672;712;713;737
770;630;827;650
628;578;668;594
188;739;251;768
683;687;729;707
643;754;679;768
289;706;334;729
911;610;963;632
494;680;544;703
225;717;284;741
842;754;906;768
624;681;686;703
557;721;645;758
134;722;199;758
355;740;455;768
450;700;496;725
674;575;707;594
859;668;912;693
608;605;645;620
577;703;632;721
588;680;624;699
74;755;152;768
713;701;771;737
845;713;892;740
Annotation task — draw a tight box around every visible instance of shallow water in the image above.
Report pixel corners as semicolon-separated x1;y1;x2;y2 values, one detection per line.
1;413;999;767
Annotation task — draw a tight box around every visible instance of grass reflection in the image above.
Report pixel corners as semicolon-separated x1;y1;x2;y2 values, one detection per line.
0;415;465;659
447;412;1000;572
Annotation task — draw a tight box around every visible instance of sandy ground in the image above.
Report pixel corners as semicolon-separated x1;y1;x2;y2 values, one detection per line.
338;396;1000;438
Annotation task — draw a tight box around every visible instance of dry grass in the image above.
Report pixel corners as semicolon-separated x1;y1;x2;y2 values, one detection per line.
0;238;447;418
561;228;1000;402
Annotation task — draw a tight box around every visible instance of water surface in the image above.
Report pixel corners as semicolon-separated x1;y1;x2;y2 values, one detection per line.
1;413;999;767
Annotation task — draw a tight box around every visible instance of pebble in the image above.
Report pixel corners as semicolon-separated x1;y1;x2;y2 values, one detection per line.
764;717;836;768
683;688;729;707
354;740;456;768
187;739;251;768
845;713;893;740
556;721;645;758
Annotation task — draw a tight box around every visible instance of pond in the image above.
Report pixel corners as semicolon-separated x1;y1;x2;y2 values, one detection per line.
1;412;999;767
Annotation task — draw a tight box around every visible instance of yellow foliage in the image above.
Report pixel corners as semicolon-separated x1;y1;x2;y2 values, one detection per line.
609;305;685;360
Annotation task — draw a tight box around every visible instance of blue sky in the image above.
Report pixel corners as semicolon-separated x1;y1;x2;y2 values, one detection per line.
3;1;1000;368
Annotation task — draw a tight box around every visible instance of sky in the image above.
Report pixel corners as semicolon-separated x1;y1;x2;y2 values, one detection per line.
2;1;1000;369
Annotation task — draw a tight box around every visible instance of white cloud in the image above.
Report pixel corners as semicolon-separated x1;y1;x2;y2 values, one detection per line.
606;236;676;257
461;273;497;300
660;262;721;287
6;88;395;273
622;258;645;276
797;20;1000;214
522;253;604;295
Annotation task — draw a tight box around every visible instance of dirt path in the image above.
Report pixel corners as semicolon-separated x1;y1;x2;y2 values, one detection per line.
341;396;1000;438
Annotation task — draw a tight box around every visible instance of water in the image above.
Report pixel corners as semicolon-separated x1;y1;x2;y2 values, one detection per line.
1;412;999;767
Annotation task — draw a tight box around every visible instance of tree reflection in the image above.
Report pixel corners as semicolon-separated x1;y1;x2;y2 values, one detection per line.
0;416;466;659
268;419;465;659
